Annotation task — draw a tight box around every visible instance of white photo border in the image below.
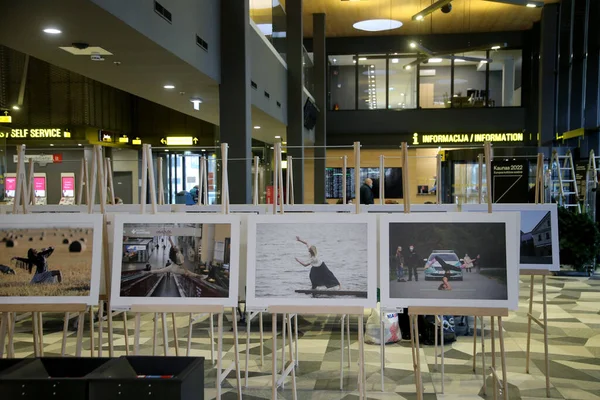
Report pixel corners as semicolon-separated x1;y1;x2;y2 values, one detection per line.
0;213;104;305
379;212;520;310
246;213;378;309
110;213;241;308
461;203;560;271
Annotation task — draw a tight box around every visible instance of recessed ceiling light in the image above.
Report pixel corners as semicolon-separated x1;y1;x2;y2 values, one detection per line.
480;60;488;64
12;105;19;110
353;19;403;32
526;3;538;7
333;58;337;62
398;102;402;105
78;143;82;147
400;93;405;96
165;149;169;152
491;45;501;50
275;135;281;139
455;58;466;62
429;58;443;63
370;64;375;67
410;42;417;49
50;144;54;147
389;87;394;91
405;65;412;70
43;27;61;34
190;99;203;110
359;57;367;61
415;15;424;21
365;99;369;102
391;58;399;64
201;149;206;151
164;84;175;89
254;126;261;129
353;60;357;64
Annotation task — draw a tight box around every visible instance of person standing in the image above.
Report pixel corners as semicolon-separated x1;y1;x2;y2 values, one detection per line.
360;178;374;205
463;254;473;273
395;246;406;282
407;245;420;282
473;254;481;273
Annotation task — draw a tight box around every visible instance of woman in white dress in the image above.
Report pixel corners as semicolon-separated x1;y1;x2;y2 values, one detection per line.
294;236;341;290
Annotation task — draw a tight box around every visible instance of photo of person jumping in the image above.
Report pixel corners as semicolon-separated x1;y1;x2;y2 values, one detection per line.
12;247;62;284
294;236;341;290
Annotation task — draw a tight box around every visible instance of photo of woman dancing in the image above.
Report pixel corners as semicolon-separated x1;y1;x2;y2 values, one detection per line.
146;237;202;278
294;236;341;290
12;247;62;284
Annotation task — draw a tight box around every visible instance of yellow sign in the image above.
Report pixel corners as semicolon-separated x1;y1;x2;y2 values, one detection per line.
0;128;71;139
412;132;524;145
132;137;142;145
0;110;11;123
160;136;198;146
118;135;129;143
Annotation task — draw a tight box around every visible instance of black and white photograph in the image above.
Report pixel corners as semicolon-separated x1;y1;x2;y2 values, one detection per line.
246;214;377;308
111;214;240;307
462;204;559;271
379;213;519;309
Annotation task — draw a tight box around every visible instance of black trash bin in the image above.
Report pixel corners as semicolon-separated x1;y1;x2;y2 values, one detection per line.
88;356;204;400
0;357;112;400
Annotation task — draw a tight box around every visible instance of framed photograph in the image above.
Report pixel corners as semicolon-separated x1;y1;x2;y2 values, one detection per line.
0;213;103;305
246;213;377;309
379;212;520;310
462;204;559;271
110;213;240;307
361;204;458;213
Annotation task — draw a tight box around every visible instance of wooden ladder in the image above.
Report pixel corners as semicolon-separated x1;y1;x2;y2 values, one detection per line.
551;150;581;213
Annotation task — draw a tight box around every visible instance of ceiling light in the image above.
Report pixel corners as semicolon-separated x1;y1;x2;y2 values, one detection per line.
526;3;538;7
49;143;54;147
353;19;403;32
165;149;169;152
201;149;206;151
43;28;61;34
275;135;281;139
370;64;375;67
415;15;424;21
429;58;443;63
254;126;261;129
392;59;399;64
480;60;488;64
359;57;367;61
404;65;412;70
455;58;466;62
365;99;370;102
410;42;417;48
389;87;394;91
400;93;405;96
333;58;337;62
398;102;402;105
491;45;501;50
78;143;82;147
12;105;19;110
190;99;203;111
164;84;175;89
353;60;357;64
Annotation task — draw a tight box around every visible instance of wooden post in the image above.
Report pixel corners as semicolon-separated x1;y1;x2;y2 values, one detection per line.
436;151;442;205
278;143;285;213
105;158;116;205
379;155;385;205
27;158;35;205
272;145;279;214
287;156;295;205
354;142;360;214
478;153;484;204
484;142;493;212
342;156;348;204
157;156;165;206
253;156;260;205
198;156;205;205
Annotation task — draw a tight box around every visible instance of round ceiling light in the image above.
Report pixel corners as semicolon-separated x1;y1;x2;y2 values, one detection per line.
353;19;403;32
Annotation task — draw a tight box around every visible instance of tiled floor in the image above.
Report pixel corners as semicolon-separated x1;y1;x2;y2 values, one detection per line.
4;276;600;399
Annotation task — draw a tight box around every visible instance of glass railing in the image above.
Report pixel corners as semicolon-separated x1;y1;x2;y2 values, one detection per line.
250;0;287;61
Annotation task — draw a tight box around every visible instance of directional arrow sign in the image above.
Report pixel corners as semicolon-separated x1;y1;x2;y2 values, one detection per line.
160;138;167;144
193;137;198;144
0;110;11;123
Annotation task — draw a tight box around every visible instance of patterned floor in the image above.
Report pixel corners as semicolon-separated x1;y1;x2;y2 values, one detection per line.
3;276;600;399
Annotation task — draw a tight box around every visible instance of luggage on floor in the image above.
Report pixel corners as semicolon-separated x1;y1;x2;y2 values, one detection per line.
364;303;400;345
418;315;456;346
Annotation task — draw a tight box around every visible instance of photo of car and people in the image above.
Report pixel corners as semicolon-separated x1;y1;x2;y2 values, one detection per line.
119;223;231;298
388;222;509;301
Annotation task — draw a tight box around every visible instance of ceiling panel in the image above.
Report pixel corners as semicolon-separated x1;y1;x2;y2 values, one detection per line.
296;0;559;38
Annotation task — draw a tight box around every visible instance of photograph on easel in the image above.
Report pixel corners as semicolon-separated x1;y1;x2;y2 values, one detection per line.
0;214;103;304
245;214;378;308
379;213;520;309
110;214;240;307
462;204;560;271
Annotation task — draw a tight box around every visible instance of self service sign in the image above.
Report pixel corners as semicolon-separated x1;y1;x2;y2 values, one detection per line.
0;128;72;139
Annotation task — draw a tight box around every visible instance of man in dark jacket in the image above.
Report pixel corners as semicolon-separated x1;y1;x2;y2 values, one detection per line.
407;245;420;281
360;178;374;205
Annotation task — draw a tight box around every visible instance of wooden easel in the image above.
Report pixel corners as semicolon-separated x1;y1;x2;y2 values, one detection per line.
522;153;551;398
76;158;90;206
0;145;88;359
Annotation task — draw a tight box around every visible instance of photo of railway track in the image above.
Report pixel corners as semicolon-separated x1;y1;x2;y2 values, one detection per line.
117;223;231;299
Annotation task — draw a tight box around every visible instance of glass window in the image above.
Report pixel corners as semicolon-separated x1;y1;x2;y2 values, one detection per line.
419;58;452;108
358;55;386;110
388;56;417;109
250;0;286;61
329;55;356;110
452;51;489;108
489;49;522;107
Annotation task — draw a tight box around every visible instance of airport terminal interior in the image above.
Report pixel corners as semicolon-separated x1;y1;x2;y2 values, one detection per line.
1;0;600;399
